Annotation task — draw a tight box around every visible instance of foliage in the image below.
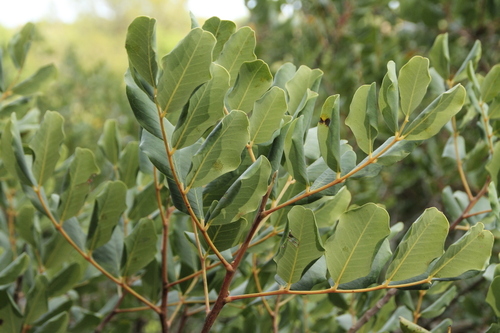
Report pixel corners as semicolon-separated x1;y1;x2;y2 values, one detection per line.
0;10;499;333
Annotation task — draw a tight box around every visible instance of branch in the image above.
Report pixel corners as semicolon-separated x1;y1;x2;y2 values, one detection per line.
348;288;398;333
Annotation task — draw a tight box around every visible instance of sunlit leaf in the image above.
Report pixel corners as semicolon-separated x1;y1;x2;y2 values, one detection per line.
312;186;351;228
430;223;493;279
346;83;378;154
385;208;448;283
227;59;273;113
249;86;287;145
454;40;481;82
157;28;215;117
208;156;271;225
275;206;324;285
325;203;390;286
486;142;500;191
398;56;431;117
379;61;399;133
185;110;249;189
202;16;236;60
172;63;229;149
215;26;256;85
8;22;35;69
402;84;465;141
125;16;158;87
400;317;431;333
285;65;323;116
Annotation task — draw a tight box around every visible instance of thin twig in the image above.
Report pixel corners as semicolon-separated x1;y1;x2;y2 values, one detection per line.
348;288;398;333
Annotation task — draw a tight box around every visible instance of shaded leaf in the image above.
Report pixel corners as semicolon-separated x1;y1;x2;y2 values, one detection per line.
482;65;500;103
25;275;49;324
325;203;390;286
487;276;500;317
215;26;256;85
0;289;23;333
429;33;450;80
0;253;30;285
11;64;57;95
125;16;158;87
402;84;466;140
92;227;123;277
207;218;247;252
8;22;35;69
122;218;158;277
249;86;287;144
30;111;65;186
420;286;457;318
47;263;81;297
227;59;273;113
185;110;249;189
399;56;431;117
346;83;378;154
58;148;100;222
312;186;351;228
98;119;120;165
118;141;140;188
157;28;215;117
34;312;69;333
486;142;500;191
430;223;493;279
87;181;128;251
275;206;324;285
283;116;308;185
172;63;229;149
385;208;449;283
273;62;296;90
318;95;341;172
454;40;481;82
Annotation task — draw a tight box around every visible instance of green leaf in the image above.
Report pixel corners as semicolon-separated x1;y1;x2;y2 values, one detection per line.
373;137;421;166
128;182;161;220
215;26;256;85
0;253;29;285
11;64;57;95
420;286;457;318
118;141;140;188
249;86;287;144
488;96;500;119
98;119;121;165
402;84;466;140
398;56;431;117
1;114;38;186
486;142;500;190
488;182;500;220
125;16;158;87
157;28;215;117
454;40;481;82
35;312;69;333
487;276;500;317
481;64;500;103
430;319;453;333
283;116;308;185
346;83;378;154
0;289;23;333
275;206;324;285
142;259;162;303
400;317;431;333
325;203;390;286
227;59;273;113
0;48;4;92
207;218;247;252
273;62;296;90
172;63;230;149
312;186;351;228
185;110;249;189
429;33;450;79
430;223;493;279
15;206;38;247
47;263;81;297
125;70;162;138
8;22;35;69
58;148;100;222
385;208;449;283
285;65;323;116
208;156;271;225
87;181;128;251
24;275;49;324
122;218;158;277
379;61;399;133
92;227;123;277
202;17;236;60
29;111;65;186
317;95;341;172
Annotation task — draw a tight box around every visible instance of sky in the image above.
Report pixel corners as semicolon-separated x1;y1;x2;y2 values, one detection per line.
0;0;249;28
